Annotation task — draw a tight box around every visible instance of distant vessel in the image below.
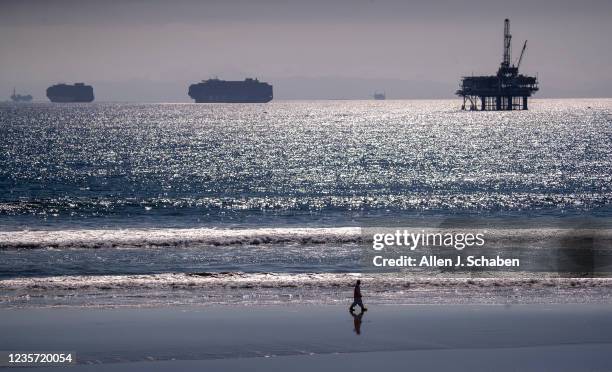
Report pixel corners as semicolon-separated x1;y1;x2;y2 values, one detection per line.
46;83;94;103
188;78;273;103
373;92;386;100
10;88;33;103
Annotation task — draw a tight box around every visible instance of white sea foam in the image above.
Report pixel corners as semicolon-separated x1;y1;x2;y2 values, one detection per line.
2;272;612;308
3;272;611;291
1;226;610;250
0;227;362;249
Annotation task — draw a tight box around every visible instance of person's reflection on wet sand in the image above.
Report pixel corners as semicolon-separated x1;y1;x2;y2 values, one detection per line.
350;310;365;335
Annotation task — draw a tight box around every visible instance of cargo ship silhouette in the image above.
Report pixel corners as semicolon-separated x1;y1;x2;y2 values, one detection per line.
373;92;386;100
10;88;33;103
188;78;273;103
46;83;94;103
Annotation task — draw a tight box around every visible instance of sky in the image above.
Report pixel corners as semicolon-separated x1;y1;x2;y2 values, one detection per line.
1;0;611;101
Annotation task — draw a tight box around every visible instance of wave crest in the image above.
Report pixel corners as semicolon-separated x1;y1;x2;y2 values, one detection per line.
0;227;361;249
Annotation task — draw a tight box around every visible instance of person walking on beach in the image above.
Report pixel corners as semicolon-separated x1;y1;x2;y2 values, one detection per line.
349;280;367;313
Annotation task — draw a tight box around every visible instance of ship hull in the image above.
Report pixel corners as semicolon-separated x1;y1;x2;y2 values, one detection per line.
193;97;272;103
47;96;94;103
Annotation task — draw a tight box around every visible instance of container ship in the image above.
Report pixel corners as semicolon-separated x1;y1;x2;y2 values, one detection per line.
188;78;273;103
373;92;386;100
46;83;95;103
10;88;33;103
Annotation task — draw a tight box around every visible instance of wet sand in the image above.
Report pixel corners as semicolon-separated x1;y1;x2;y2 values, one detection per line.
3;304;612;371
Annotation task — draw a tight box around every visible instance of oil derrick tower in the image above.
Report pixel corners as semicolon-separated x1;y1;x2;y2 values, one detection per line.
456;19;539;111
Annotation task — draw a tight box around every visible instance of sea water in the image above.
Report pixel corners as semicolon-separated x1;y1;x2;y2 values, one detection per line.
1;99;611;306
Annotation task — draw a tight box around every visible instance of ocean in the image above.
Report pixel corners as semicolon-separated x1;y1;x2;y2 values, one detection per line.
1;99;611;307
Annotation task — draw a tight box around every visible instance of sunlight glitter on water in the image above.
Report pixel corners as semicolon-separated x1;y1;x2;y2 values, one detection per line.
0;99;610;228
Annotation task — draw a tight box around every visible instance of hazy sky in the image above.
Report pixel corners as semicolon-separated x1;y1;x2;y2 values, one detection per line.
1;0;611;101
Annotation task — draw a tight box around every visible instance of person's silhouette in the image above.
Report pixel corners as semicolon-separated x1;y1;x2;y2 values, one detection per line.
349;280;367;313
351;310;364;335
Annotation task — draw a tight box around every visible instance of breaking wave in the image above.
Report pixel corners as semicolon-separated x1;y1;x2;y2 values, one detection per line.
0;227;362;249
3;272;612;308
2;226;612;250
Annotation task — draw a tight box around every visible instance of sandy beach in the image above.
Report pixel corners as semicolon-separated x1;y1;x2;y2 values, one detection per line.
3;304;612;371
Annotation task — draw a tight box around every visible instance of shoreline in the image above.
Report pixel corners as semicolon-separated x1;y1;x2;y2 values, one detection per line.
3;274;612;309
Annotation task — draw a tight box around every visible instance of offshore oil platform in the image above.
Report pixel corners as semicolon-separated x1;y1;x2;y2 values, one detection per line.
456;19;538;111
